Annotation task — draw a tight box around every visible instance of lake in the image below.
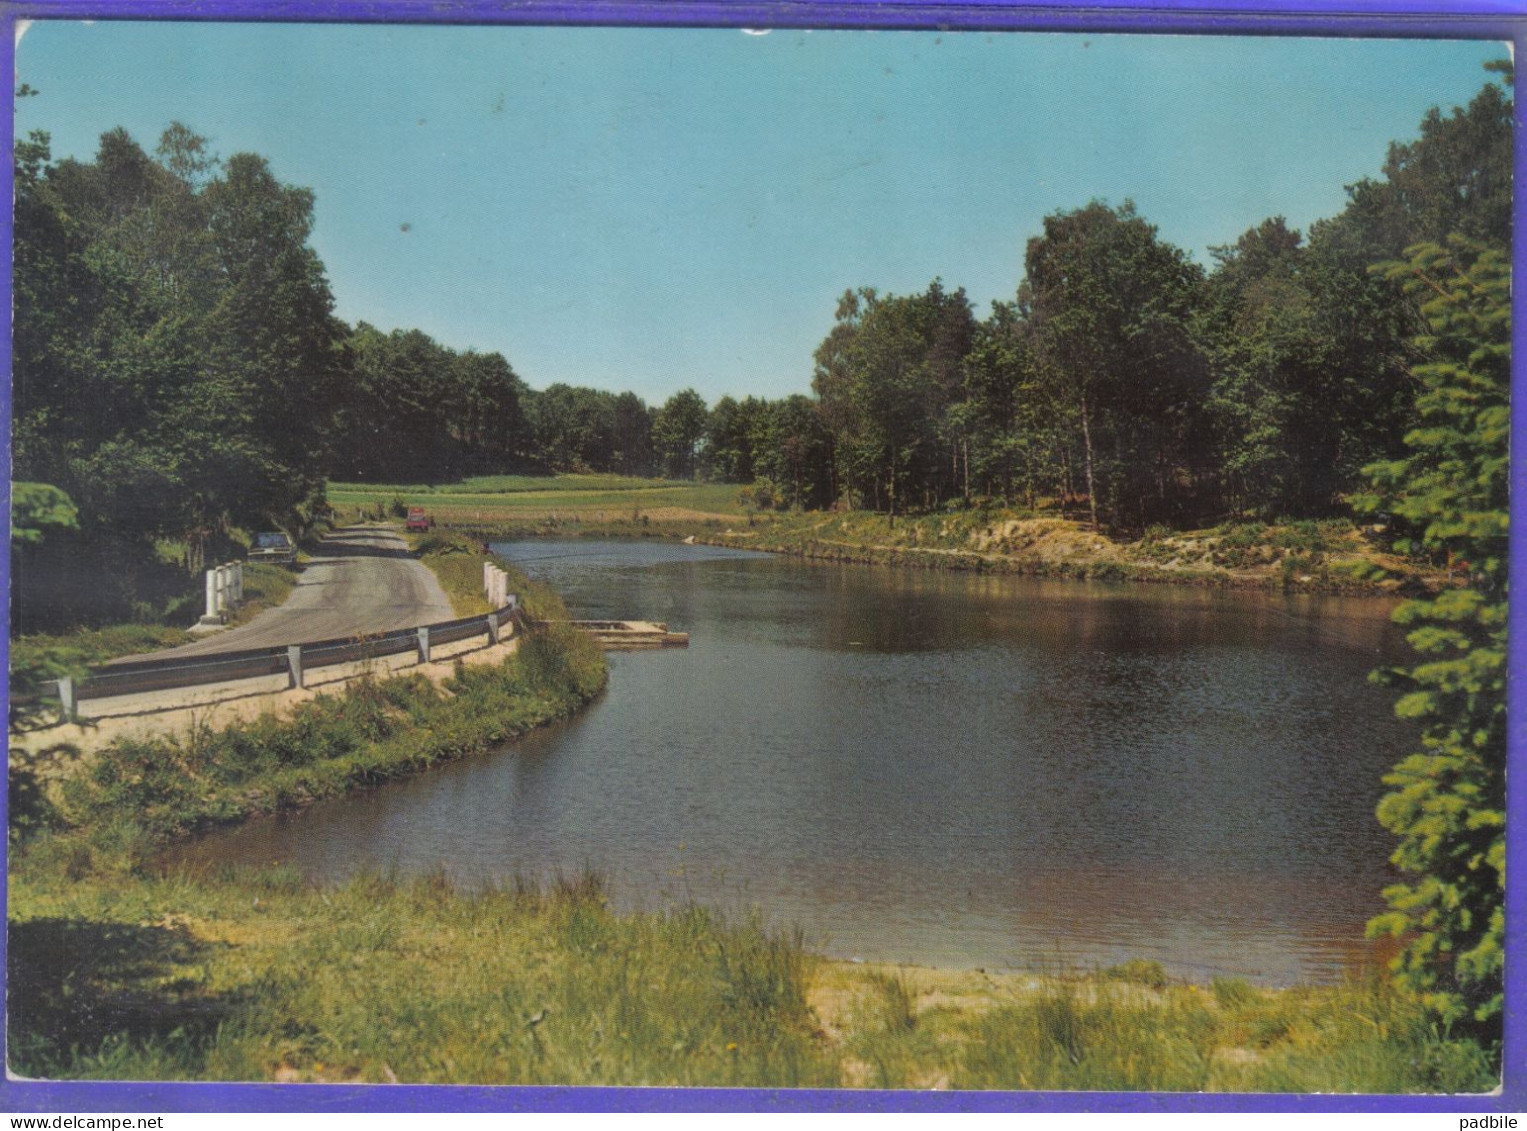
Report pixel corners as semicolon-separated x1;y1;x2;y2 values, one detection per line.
181;539;1415;984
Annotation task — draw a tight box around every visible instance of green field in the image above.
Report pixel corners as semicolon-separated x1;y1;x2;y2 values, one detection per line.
329;475;748;524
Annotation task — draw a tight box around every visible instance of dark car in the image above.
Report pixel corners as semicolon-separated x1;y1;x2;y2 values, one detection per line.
249;531;295;564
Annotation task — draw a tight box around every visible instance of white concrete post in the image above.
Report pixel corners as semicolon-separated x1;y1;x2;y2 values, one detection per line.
205;569;219;620
232;562;243;603
57;676;76;719
486;611;500;645
287;645;304;689
484;561;494;600
493;569;506;608
417;626;431;664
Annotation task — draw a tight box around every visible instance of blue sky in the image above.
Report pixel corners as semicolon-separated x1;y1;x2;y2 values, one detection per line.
14;22;1507;404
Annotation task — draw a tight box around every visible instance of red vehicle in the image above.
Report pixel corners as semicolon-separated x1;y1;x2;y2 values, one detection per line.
405;506;433;533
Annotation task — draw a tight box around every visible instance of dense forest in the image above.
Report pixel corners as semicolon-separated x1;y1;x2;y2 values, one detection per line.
13;67;1509;592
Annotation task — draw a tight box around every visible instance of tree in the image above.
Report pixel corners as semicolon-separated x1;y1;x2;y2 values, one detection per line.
11;125;350;620
10;483;79;546
1359;238;1508;1040
1203;217;1352;516
525;384;619;473
960;300;1057;507
705;395;770;483
1285;64;1515;513
611;391;656;476
810;282;975;515
1374;74;1512;252
652;389;709;479
753;395;833;510
1021;201;1208;528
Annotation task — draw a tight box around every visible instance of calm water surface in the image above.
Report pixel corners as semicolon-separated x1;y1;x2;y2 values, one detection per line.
182;540;1415;984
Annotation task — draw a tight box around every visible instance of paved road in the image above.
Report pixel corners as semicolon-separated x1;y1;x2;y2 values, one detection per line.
118;526;456;661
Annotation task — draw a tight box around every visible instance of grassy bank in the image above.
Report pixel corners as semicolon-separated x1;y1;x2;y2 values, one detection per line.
11;556;604;866
15;635;603;865
333;477;1435;595
6;863;1494;1090
408;529;502;616
700;511;1429;594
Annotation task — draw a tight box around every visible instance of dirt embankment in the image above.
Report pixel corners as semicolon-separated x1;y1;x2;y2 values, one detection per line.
701;512;1438;595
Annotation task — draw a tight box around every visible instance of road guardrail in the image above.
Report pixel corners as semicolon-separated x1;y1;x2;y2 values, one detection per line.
50;599;520;715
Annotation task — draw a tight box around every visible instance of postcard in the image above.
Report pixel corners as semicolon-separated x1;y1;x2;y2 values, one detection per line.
4;5;1517;1115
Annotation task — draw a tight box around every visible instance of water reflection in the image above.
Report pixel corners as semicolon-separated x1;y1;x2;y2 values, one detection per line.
175;539;1414;984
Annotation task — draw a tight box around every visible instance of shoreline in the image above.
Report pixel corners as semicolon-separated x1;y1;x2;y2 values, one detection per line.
433;509;1441;601
695;532;1413;597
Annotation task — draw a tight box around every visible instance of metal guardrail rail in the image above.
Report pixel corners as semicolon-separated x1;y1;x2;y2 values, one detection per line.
49;599;520;714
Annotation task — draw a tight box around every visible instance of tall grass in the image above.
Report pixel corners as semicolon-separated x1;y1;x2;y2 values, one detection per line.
8;868;835;1087
411;530;496;615
856;974;1498;1094
224;562;300;625
8;847;1498;1090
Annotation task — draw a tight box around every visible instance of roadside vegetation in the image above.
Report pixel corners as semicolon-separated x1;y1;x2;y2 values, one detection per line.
409;529;498;616
9;559;302;742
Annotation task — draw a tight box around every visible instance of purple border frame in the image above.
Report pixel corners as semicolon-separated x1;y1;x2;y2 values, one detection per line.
0;0;1521;1114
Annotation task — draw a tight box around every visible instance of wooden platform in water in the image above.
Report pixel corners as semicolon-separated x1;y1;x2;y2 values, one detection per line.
537;620;690;649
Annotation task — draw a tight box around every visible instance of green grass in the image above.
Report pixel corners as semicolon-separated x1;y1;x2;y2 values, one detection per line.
333;473;696;496
7;867;833;1086
409;530;496;616
223;561;301;627
820;965;1496;1093
7;855;1498;1090
10;623;193;672
329;476;749;526
945;977;1484;1092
